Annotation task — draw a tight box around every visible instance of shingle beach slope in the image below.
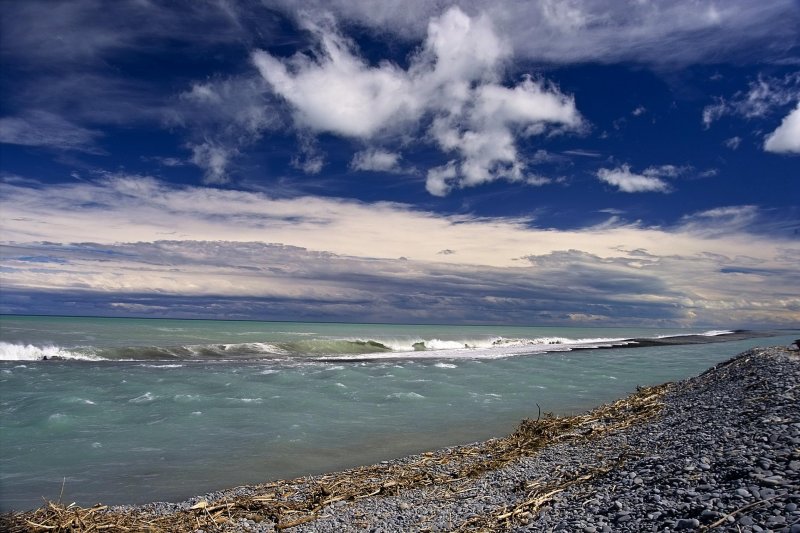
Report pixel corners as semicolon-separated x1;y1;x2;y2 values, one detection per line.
296;346;800;533
4;345;799;532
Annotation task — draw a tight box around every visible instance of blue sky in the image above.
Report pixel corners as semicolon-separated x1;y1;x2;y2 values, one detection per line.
1;0;799;327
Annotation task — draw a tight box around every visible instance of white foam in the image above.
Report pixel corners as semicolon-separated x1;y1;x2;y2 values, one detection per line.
174;394;201;402
363;335;631;356
325;341;578;361
66;397;96;405
386;392;425;400
0;342;103;361
129;392;157;403
700;330;734;337
227;397;263;403
434;362;458;368
657;329;734;339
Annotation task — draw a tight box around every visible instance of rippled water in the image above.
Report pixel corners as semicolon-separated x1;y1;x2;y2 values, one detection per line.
0;315;796;511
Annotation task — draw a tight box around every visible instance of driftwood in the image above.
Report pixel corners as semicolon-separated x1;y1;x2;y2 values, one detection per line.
1;383;670;532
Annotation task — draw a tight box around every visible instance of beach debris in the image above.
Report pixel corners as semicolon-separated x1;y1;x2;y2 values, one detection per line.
0;380;671;532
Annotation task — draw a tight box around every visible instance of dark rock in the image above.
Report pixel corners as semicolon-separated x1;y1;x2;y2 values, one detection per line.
675;518;700;529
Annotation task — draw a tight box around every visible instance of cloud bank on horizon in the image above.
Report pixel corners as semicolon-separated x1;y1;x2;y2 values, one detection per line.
0;0;798;327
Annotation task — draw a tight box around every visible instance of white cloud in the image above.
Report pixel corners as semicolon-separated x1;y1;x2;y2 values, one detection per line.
698;168;719;178
0;175;791;269
251;16;417;138
267;0;800;66
169;76;279;182
350;149;403;172
632;105;646;116
642;165;688;178
2;176;798;325
189;143;236;184
426;161;458;196
291;135;325;174
724;136;742;150
0;111;104;153
253;7;581;195
703;73;800;127
597;165;670;193
764;103;800;154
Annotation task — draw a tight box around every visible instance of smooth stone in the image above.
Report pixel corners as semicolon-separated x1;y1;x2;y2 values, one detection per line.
675;518;700;529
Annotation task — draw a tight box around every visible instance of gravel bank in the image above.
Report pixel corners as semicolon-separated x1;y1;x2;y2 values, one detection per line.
292;345;800;533
4;345;799;532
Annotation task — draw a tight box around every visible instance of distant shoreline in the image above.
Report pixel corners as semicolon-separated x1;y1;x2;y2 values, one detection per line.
4;343;798;531
2;312;778;331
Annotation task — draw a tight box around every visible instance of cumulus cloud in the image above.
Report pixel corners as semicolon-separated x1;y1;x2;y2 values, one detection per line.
596;165;670;193
764;103;800;154
253;7;582;195
350;149;403;173
426;161;459;196
252;15;418;138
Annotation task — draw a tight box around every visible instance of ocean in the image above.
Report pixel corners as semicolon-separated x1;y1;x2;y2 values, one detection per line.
0;315;797;511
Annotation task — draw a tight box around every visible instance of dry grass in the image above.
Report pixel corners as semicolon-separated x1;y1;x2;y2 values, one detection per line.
1;382;671;532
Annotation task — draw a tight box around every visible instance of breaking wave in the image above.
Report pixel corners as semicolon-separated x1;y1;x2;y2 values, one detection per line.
0;330;743;362
0;342;104;361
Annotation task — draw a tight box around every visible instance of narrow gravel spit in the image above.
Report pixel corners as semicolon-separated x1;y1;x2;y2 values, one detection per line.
4;345;799;533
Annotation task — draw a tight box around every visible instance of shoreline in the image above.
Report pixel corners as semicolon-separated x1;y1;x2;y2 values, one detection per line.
3;345;799;532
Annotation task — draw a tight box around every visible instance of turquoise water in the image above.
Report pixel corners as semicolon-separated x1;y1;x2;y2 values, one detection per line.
0;315;797;511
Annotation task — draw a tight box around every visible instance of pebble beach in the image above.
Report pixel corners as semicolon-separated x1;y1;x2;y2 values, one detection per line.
4;344;799;532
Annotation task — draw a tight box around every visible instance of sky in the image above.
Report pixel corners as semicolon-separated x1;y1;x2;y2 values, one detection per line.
0;0;799;328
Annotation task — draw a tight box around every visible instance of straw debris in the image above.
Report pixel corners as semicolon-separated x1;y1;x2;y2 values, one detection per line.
1;383;670;532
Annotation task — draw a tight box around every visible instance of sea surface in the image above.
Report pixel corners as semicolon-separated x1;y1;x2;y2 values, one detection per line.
0;315;797;511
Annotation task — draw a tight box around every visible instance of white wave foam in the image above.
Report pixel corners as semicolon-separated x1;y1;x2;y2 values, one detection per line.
66;397;96;405
0;342;103;361
656;329;734;339
129;392;157;403
701;330;734;337
174;394;201;402
434;362;457;368
370;335;631;354
321;337;617;361
226;397;263;403
386;392;425;400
